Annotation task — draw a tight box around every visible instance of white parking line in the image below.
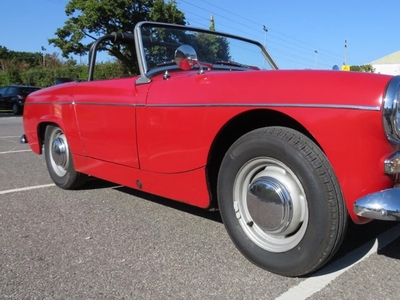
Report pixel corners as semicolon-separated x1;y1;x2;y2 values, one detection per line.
276;223;400;300
0;183;55;195
0;136;21;138
1;160;399;299
0;150;31;154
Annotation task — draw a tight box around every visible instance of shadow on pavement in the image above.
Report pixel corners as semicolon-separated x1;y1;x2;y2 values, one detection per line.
80;177;222;223
79;177;400;273
378;232;400;259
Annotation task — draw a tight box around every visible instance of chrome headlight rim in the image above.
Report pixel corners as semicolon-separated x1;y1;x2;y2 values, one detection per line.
383;76;400;144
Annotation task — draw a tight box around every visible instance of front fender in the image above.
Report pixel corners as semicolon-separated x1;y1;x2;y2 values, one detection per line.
23;83;83;156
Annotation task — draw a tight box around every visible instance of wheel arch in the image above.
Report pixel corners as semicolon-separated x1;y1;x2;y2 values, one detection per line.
36;121;64;154
206;109;323;207
32;104;81;156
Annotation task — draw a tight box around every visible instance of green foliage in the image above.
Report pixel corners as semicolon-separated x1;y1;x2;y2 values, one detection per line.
93;62;127;80
0;63;127;88
142;24;230;71
209;15;215;31
350;64;375;73
0;67;22;85
22;68;55;87
7;68;22;84
0;72;6;86
0;45;42;71
149;0;185;24
0;41;129;88
192;33;230;63
49;0;185;75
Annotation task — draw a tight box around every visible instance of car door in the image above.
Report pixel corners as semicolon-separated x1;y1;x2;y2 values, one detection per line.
0;87;11;109
138;72;217;173
72;77;139;168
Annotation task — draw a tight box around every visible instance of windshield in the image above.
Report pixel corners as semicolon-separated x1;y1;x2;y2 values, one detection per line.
136;22;278;76
20;88;40;95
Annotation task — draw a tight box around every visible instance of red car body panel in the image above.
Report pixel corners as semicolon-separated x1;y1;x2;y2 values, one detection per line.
23;83;80;155
23;69;395;221
72;78;140;168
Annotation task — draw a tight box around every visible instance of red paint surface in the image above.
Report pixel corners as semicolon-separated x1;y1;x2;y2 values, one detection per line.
23;69;395;223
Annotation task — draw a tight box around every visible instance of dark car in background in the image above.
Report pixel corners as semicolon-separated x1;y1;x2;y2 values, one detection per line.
0;85;40;115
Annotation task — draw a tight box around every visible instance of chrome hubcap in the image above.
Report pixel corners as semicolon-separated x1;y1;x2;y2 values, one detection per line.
247;176;292;234
49;128;69;177
52;137;67;167
234;157;308;253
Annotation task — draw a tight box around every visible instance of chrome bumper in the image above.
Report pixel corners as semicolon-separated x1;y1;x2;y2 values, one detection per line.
20;134;27;144
354;188;400;221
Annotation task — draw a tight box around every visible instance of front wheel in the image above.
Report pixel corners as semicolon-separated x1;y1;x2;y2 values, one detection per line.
217;127;347;277
12;103;21;115
44;125;87;189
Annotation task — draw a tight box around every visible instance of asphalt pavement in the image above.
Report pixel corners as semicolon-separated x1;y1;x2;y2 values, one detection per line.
1;113;400;299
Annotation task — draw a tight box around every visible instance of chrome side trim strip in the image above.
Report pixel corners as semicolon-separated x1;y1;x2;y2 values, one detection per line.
73;102;137;107
26;102;137;107
145;103;381;111
26;101;380;111
26;102;72;105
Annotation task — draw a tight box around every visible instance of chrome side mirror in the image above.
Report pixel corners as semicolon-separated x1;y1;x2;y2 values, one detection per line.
175;45;203;73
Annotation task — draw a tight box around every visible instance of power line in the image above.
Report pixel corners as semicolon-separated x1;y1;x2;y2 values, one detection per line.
179;0;365;68
42;0;68;4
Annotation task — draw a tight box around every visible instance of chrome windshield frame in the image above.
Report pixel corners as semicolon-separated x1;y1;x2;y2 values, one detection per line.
134;21;279;85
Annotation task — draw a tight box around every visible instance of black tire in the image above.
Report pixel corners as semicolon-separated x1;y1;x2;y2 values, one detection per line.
44;125;87;189
12;103;20;115
217;126;347;277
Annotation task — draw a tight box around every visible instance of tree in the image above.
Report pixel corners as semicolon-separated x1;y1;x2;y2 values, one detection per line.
191;33;230;63
209;15;215;31
350;64;375;73
0;46;42;71
360;64;375;73
49;0;185;75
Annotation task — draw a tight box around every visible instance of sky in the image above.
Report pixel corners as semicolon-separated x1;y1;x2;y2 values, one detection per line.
0;0;399;70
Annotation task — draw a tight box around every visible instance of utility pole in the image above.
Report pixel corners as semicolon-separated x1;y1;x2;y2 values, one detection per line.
263;25;268;69
315;50;318;69
41;46;46;67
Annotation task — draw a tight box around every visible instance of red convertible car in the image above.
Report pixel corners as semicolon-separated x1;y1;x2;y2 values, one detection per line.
21;22;400;277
